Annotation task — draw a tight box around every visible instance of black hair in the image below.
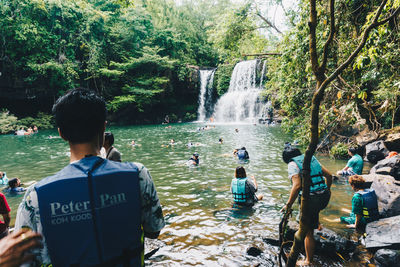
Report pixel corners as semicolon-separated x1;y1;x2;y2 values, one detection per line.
104;132;114;146
241;147;246;150
8;178;19;188
235;166;247;178
348;147;357;155
282;146;302;164
52;89;107;143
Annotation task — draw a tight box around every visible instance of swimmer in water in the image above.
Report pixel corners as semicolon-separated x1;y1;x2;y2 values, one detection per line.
170;139;175;145
4;178;26;193
218;138;223;144
188;152;200;166
235;128;239;133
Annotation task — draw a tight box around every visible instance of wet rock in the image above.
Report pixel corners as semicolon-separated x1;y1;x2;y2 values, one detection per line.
365;215;400;248
314;228;357;256
370;155;400;180
374;249;400;267
365;141;389;164
247;246;263;257
370;175;400;217
284;221;357;257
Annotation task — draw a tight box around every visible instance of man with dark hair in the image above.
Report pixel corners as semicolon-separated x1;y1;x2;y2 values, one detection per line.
337;147;364;176
15;89;165;266
103;132;122;162
281;143;333;266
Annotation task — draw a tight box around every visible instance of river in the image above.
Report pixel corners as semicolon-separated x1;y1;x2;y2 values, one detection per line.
0;123;364;266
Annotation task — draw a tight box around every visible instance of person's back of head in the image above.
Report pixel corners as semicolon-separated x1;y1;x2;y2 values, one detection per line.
282;143;302;164
235;166;246;178
349;175;365;190
8;178;18;188
241;147;246;151
348;147;358;156
52;88;107;144
104;132;114;146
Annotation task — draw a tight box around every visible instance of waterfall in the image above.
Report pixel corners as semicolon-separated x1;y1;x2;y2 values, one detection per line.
213;59;264;123
259;60;267;89
197;69;216;121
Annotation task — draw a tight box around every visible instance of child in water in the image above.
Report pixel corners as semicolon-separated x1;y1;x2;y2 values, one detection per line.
0;172;8;186
5;178;26;193
231;166;263;206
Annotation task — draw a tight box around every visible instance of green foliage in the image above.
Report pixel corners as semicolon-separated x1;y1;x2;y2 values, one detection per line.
0;110;18;134
17;112;54;130
0;110;54;134
214;61;237;96
183;112;197;122
330;143;350;159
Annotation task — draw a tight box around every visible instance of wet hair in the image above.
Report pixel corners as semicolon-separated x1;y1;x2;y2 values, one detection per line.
104;132;114;146
349;175;365;189
282;146;302;164
8;178;19;188
348;147;357;155
235;166;247;178
52;88;107;144
241;147;246;150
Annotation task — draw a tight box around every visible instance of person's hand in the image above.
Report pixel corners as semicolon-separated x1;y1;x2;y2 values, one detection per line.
346;224;356;229
0;228;42;267
280;203;291;213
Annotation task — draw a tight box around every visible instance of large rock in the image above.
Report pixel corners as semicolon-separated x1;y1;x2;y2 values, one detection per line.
374;249;400;267
371;175;400;217
356;129;378;147
365;215;400;248
365;140;389;164
370;155;400;180
283;221;357;257
379;126;400;151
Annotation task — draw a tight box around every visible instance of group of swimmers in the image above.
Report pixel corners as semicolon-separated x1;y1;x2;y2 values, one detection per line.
14;125;38;136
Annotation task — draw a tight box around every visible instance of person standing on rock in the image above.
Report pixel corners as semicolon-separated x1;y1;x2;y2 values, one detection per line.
337;147;364;177
15;89;165;266
280;142;333;266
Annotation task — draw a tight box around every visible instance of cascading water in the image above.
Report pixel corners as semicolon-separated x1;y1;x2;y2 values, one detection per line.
213;59;265;123
197;69;216;121
259;60;267;89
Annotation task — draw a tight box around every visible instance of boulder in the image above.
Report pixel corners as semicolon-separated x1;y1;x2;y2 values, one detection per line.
247;246;263;257
374;249;400;267
365;215;400;248
365;141;389;164
370;155;400;180
284;221;357;257
356;129;378;147
370;174;400;217
379;126;400;151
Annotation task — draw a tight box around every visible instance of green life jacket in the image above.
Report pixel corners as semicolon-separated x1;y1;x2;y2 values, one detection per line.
291;155;327;194
231;177;248;203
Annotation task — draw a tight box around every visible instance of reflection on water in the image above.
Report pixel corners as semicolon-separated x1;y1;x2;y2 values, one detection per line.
0;123;361;265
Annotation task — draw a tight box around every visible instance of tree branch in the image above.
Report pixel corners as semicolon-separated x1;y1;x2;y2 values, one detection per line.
320;0;335;72
316;0;393;99
309;0;319;74
255;12;282;34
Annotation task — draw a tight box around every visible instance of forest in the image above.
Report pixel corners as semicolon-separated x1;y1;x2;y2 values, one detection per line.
1;0;399;153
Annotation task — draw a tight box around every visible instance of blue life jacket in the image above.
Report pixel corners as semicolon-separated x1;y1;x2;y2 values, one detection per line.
231;177;248;203
237;150;248;160
35;156;143;267
358;189;379;223
291;155;327;194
